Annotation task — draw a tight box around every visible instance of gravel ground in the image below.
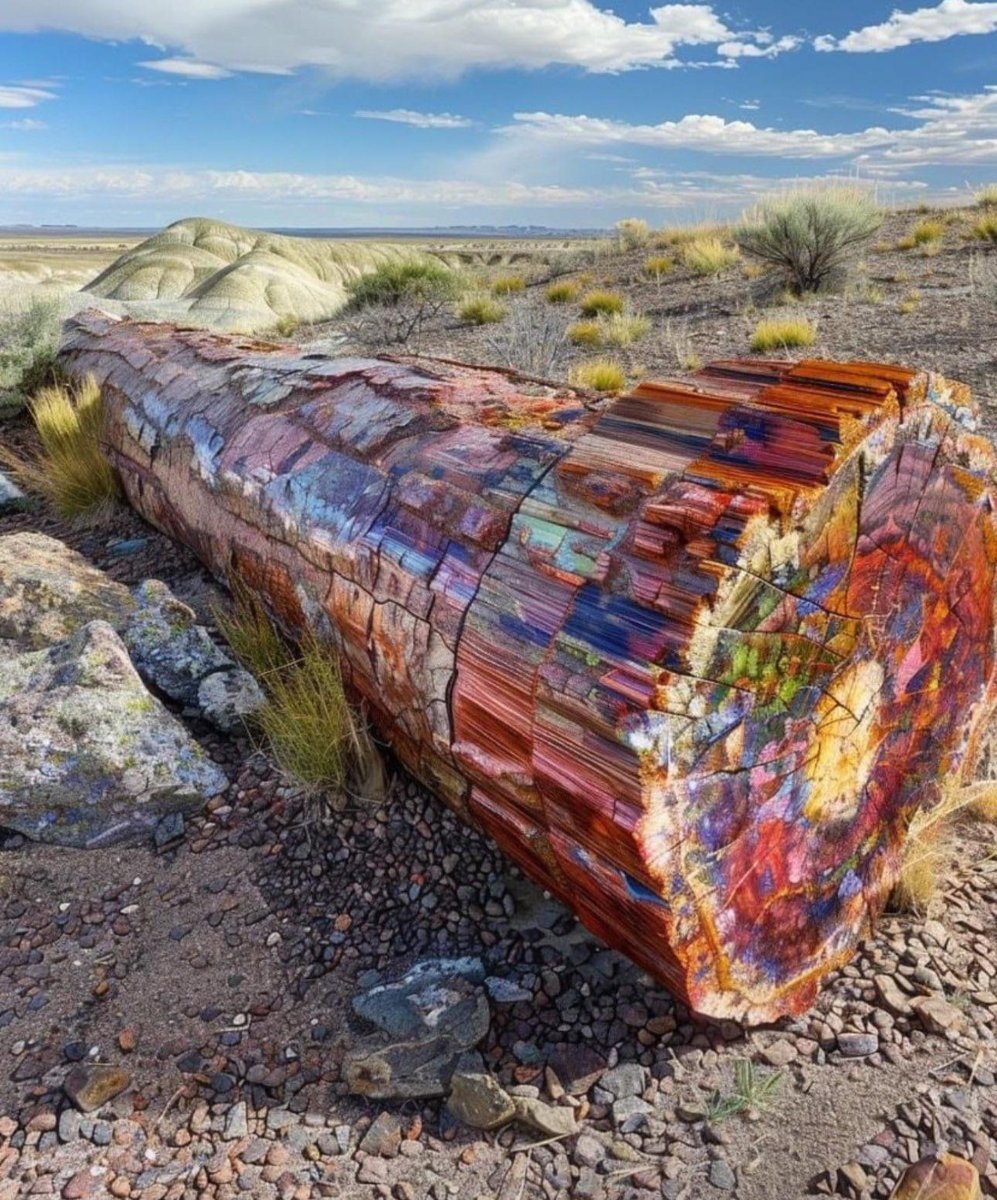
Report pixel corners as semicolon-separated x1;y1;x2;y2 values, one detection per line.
2;224;997;1198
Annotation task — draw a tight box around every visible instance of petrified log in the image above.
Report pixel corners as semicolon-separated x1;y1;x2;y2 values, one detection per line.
61;310;997;1021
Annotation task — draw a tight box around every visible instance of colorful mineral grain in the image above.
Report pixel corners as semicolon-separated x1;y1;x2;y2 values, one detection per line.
61;310;997;1022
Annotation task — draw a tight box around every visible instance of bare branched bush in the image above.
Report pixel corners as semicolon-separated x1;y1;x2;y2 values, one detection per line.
736;188;882;295
343;259;462;349
484;300;568;379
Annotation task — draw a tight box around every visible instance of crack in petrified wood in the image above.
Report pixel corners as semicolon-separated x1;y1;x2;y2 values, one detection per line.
61;310;997;1021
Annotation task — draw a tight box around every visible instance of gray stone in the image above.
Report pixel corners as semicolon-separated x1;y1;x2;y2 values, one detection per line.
708;1159;737;1191
484;977;532;1003
223;1102;248;1140
612;1096;653;1128
447;1072;516;1131
0;470;27;514
345;960;490;1100
196;668;265;733
0;621;227;846
598;1061;645;1100
511;1096;576;1137
573;1134;606;1170
836;1032;879;1058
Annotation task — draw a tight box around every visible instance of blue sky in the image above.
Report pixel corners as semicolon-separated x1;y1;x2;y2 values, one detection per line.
1;1;997;228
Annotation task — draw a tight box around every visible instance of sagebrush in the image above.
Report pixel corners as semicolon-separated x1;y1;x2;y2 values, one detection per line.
0;300;64;415
736;188;882;294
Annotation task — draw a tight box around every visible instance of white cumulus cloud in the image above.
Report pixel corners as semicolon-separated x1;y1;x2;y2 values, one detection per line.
816;0;997;53
0;1;796;80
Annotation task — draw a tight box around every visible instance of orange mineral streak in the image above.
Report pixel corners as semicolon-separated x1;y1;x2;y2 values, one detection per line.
59;311;997;1022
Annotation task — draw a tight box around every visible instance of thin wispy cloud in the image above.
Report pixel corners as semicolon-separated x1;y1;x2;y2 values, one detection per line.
138;58;232;80
0;84;57;108
1;117;46;130
816;0;997;53
355;109;475;129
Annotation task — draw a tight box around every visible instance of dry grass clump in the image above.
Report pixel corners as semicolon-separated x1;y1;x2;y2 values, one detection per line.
749;318;816;353
644;255;675;279
972;213;997;242
736;187;881;294
570;358;627;392
911;218;946;245
0;375;121;521
217;586;384;806
976;183;997;208
579;289;625;317
545;280;580;304
274;313;300;337
600;311;651;347
891;781;984;914
681;236;740;277
616;217;650;250
568;320;605;347
899;290;922;314
457;294;507;325
491;273;527;295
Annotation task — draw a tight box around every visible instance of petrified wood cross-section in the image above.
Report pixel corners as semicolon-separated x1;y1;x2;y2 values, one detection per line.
61;310;997;1021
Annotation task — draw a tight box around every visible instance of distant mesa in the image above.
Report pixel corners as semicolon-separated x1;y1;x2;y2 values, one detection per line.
83;217;526;334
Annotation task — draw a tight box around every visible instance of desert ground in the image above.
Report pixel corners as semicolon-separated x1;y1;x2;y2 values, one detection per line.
0;208;995;1200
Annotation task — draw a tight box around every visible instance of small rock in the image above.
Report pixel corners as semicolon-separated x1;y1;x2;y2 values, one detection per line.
891;1153;981;1200
758;1040;797;1068
447;1072;516;1131
708;1159;737;1191
910;996;965;1037
836;1032;879;1058
573;1133;606;1170
512;1097;576;1137
359;1112;402;1158
837;1161;868;1196
63;1065;131;1113
545;1044;606;1096
484;978;532;1003
599;1062;644;1100
874;974;912;1017
223;1102;249;1140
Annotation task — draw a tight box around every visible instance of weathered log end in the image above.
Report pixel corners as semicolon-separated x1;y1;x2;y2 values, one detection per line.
61;310;997;1022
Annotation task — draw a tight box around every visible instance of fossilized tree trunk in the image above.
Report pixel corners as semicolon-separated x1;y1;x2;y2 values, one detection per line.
61;310;997;1021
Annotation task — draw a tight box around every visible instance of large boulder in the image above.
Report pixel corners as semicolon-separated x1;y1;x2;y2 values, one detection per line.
0;620;228;847
0;533;263;732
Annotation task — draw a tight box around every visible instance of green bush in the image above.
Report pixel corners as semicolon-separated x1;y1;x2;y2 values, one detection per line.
0;300;64;416
735;188;882;295
600;312;651;347
346;259;459;309
749;318;817;353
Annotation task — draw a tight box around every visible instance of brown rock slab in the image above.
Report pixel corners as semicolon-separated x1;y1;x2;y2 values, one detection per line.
910;995;965;1036
63;1065;131;1113
890;1153;981;1200
447;1072;516;1131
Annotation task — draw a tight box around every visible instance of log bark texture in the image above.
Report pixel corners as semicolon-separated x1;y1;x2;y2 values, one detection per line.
61;310;997;1021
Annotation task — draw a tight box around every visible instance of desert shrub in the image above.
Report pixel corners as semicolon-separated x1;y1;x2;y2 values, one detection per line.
344;259;461;346
0;300;64;415
491;273;527;295
749;318;817;353
892;784;969;913
973;214;997;242
616;217;650;251
458;294;507;325
601;311;651;347
484;300;568;378
570;358;627;392
568;320;604;347
542;245;602;279
681;236;740;277
645;255;675;279
545;280;580;304
274;313;300;337
976;183;997;208
899;290;921;314
665;320;703;372
579;290;625;317
735;188;882;295
911;218;945;245
0;375;121;521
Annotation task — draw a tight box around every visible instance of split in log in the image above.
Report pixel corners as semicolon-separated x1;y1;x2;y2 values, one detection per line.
61;310;997;1022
